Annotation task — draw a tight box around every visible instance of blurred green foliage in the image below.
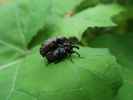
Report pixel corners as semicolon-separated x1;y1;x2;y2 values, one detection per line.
0;0;133;100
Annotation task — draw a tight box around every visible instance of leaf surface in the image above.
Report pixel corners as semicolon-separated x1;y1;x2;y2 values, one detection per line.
0;0;49;65
0;47;123;100
46;4;124;39
89;32;133;100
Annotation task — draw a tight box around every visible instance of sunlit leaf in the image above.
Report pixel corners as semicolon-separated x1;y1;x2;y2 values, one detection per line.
0;47;122;100
45;4;124;40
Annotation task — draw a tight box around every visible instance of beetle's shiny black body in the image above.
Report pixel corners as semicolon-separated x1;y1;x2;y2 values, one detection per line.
40;37;80;63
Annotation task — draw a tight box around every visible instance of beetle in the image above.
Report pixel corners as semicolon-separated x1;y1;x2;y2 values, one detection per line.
40;37;80;63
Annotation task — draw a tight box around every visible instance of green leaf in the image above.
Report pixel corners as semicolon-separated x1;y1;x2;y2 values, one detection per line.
89;33;133;68
0;47;123;100
116;68;133;100
28;0;83;48
47;4;124;39
0;42;24;66
48;0;82;16
89;32;133;100
0;0;49;65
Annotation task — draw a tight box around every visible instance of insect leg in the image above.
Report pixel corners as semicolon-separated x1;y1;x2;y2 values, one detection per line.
67;53;74;63
72;45;79;50
71;50;80;57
